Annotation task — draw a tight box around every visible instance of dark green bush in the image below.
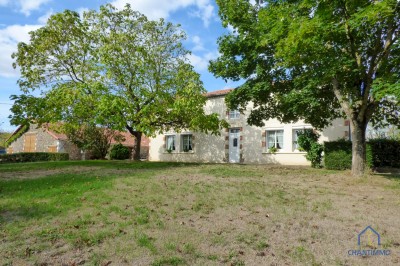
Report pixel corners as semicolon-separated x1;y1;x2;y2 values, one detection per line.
368;139;400;168
0;152;69;164
110;144;130;160
324;139;400;170
324;141;353;170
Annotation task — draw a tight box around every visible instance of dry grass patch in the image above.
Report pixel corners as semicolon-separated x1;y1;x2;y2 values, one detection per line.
0;162;399;265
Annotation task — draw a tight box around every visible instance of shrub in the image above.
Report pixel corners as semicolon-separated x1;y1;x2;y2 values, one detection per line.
324;141;352;170
110;144;130;160
324;139;400;170
0;152;69;164
368;139;400;168
297;129;323;168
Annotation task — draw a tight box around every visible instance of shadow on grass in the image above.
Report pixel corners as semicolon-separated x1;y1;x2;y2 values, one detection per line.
375;167;400;180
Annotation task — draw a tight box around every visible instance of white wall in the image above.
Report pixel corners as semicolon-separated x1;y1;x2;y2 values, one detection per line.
149;95;347;165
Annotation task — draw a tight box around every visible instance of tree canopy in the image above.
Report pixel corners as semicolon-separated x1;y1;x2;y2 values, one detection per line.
11;4;226;159
210;0;400;175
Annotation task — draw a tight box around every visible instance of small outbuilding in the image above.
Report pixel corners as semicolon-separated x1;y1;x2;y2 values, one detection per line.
6;124;149;160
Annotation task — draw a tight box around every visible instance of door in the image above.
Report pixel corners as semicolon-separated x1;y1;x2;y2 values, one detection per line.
24;134;37;152
229;129;240;163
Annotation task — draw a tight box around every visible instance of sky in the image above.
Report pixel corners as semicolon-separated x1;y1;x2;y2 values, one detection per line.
0;0;242;131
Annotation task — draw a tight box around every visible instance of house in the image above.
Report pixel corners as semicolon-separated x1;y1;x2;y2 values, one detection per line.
6;124;149;160
148;89;349;165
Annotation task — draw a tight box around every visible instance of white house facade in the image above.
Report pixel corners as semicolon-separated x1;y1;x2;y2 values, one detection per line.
148;89;349;165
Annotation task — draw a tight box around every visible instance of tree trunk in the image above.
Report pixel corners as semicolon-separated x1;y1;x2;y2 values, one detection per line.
125;126;142;161
350;120;368;176
133;132;142;161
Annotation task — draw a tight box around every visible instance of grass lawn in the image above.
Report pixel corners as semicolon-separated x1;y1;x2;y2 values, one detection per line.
0;161;399;265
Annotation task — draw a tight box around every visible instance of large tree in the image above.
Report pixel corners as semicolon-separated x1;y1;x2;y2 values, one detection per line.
210;0;400;176
11;4;225;160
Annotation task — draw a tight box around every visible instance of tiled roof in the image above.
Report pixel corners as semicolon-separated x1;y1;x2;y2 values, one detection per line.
45;126;148;147
111;131;136;147
205;88;234;98
46;129;68;140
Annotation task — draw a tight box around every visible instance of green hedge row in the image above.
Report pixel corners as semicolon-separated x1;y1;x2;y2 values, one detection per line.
0;152;69;164
369;139;400;168
324;139;400;170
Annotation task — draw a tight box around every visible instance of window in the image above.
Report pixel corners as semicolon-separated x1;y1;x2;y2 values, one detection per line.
266;130;284;149
292;129;302;151
47;145;57;153
229;109;240;119
292;128;312;151
181;134;193;152
166;135;176;151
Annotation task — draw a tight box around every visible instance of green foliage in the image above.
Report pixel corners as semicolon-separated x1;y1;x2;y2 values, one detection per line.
4;124;29;147
0;152;69;164
324;139;400;170
211;0;400;175
0;130;11;148
368;139;400;168
296;130;323;168
324;141;353;170
110;144;130;160
10;4;226;160
268;147;278;154
55;123;120;159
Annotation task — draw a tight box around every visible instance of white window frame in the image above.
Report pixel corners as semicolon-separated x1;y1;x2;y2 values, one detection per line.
181;134;193;152
165;135;176;152
266;130;284;150
229;109;240;119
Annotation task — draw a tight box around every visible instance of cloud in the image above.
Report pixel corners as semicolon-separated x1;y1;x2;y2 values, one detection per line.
0;24;41;78
37;8;53;24
188;0;214;27
191;35;205;51
187;51;218;72
19;0;52;16
0;0;51;16
110;0;215;27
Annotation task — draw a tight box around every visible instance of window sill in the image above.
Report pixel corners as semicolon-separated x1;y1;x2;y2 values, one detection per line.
163;151;195;154
262;151;306;154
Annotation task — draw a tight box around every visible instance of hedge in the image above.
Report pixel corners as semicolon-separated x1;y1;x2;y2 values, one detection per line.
368;139;400;168
0;152;69;164
324;139;400;170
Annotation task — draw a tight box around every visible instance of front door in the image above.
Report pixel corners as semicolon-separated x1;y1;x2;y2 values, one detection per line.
229;129;240;163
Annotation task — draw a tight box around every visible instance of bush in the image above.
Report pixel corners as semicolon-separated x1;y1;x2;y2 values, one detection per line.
324;141;353;170
0;152;69;164
110;144;130;160
324;139;400;170
368;139;400;168
297;129;323;168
